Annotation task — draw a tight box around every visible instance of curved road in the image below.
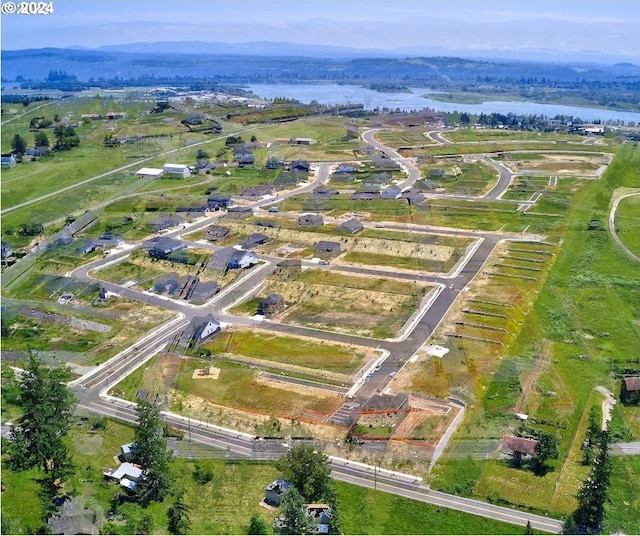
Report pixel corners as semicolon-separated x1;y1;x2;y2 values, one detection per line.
609;191;640;262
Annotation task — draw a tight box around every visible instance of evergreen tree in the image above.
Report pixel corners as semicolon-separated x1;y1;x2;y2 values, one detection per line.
7;355;75;481
276;488;312;535
247;513;269;535
572;432;611;534
582;407;601;466
275;446;332;503
11;134;26;154
167;494;191;535
132;399;174;505
34;131;50;147
532;431;559;475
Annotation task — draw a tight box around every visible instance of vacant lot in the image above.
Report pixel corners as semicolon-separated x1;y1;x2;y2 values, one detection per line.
245;269;432;338
200;328;373;378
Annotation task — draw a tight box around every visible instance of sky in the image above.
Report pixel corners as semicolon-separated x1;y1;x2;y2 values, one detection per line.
1;0;639;60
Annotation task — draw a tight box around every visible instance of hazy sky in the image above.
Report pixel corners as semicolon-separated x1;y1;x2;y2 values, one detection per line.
1;0;639;58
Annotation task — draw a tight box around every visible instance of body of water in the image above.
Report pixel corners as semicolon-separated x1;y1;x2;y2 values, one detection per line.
244;83;640;124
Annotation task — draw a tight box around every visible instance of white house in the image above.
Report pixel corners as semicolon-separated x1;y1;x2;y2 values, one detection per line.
136;167;165;179
163;163;191;179
103;462;144;490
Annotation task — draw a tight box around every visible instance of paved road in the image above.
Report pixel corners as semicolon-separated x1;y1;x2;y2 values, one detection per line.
608;191;640;262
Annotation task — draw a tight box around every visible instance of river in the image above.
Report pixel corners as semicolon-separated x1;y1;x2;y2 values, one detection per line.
244;83;640;124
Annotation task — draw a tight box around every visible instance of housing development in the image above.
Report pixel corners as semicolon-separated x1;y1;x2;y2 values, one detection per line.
1;7;639;535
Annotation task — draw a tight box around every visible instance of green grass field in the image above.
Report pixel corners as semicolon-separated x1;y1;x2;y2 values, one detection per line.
430;143;640;529
613;192;640;257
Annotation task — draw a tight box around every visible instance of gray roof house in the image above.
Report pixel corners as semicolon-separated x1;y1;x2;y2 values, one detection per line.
275;259;302;280
298;213;324;227
189;280;220;304
205;225;231;241
153;273;181;295
315;241;341;257
312;185;340;199
337;218;364;234
265;478;293;507
381;185;402;199
182;314;221;347
207;248;258;271
47;496;102;535
226;206;254;219
1;242;13;259
103;462;144;491
242;233;269;249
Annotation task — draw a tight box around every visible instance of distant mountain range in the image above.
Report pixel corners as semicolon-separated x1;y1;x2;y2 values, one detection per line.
2;43;638;100
78;40;636;65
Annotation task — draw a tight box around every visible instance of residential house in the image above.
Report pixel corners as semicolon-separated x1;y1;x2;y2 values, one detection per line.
315;241;341;258
145;237;186;258
163;163;191;179
206;194;232;211
381;185;402;199
298;213;324;227
275;170;305;188
189;280;219;304
502;435;539;465
306;504;332;534
47;496;102;535
337;218;364;235
350;191;380;201
153;273;181;295
238;184;275;199
257;294;285;318
150;215;185;233
399;188;425;205
1;242;14;260
264;478;292;507
289;160;311;173
207;248;257;271
255;220;278;228
266;156;284;169
135;167;164;179
103;462;144;491
414;179;438;191
204;225;231;241
24;146;51;158
289;137;315;145
275;259;302;280
620;376;640;406
312;186;339;199
241;233;269;249
176;204;207;215
228;249;258;269
329;171;355;184
81;114;102;121
182;314;221;347
364;172;392;187
235;152;255;167
76;239;102;255
226;206;254;219
119;442;138;463
1;154;17;169
106;112;126;120
336;163;358;174
372;156;401;171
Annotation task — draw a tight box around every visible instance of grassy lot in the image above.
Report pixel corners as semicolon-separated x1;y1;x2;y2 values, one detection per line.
200;329;369;376
115;356;344;425
430;143;640;525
